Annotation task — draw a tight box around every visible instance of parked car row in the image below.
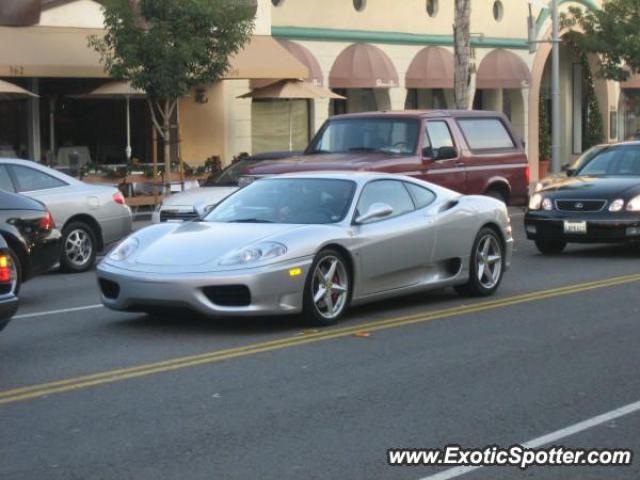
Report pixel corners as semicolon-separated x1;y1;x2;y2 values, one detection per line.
6;110;639;331
0;160;133;332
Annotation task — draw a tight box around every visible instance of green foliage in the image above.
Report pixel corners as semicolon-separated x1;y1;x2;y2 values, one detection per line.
563;1;640;81
577;51;605;150
90;0;255;100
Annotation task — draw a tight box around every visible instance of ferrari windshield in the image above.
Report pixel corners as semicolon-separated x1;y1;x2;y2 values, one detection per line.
206;178;356;224
577;145;640;176
308;117;420;155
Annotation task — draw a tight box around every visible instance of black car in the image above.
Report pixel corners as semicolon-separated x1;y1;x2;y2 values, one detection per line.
525;142;640;253
0;190;62;294
0;234;19;332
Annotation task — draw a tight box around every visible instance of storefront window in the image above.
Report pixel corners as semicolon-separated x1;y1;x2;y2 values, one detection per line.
251;99;310;154
622;90;640;141
0;98;29;159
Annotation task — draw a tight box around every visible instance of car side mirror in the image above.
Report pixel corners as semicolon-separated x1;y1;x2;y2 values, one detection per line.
435;146;457;161
194;202;215;219
422;146;434;160
355;203;394;224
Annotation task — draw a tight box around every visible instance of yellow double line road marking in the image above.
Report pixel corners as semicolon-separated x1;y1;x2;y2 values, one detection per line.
2;273;640;406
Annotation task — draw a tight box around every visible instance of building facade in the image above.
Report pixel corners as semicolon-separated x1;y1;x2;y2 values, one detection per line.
0;0;636;181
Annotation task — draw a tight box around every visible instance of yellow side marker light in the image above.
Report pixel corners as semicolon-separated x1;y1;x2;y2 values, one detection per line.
289;267;302;277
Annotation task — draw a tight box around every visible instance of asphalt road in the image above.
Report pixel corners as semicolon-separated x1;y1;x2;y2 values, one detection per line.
1;209;640;480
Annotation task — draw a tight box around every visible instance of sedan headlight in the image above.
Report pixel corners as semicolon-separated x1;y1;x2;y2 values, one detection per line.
609;199;624;212
218;242;287;267
529;193;542;210
627;195;640;211
541;198;553;211
109;237;139;261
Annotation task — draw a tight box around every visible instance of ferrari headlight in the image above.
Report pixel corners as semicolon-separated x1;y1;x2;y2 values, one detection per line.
109;237;139;261
609;199;624;212
626;195;640;211
218;242;287;266
529;194;542;210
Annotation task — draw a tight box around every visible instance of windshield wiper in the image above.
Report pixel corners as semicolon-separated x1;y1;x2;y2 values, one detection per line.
229;218;274;223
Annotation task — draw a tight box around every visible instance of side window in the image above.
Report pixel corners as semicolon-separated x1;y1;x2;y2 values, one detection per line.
427;121;455;149
11;165;67;192
0;165;15;192
405;182;436;209
356;180;415;220
457;118;515;150
423;121;455;159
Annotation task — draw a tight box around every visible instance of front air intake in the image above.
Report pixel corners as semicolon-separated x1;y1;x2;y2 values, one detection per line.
202;285;251;307
99;279;120;299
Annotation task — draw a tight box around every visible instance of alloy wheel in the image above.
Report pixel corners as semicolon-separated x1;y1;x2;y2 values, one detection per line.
311;256;349;320
65;229;93;268
476;234;502;289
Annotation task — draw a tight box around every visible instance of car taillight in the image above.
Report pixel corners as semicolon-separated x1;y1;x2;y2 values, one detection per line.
39;210;54;231
113;191;126;205
0;255;11;283
525;164;531;185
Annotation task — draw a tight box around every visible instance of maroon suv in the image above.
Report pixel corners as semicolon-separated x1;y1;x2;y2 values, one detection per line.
243;110;529;205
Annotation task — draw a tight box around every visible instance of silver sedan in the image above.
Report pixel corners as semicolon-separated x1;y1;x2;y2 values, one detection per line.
0;159;132;272
97;173;512;325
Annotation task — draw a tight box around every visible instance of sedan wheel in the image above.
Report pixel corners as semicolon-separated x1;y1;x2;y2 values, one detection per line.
303;249;351;325
61;222;97;273
455;227;504;297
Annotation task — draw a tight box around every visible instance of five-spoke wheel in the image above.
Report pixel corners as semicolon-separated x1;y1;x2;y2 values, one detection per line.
304;249;351;325
455;227;505;297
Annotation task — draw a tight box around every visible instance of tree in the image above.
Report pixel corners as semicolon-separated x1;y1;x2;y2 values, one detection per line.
563;0;640;81
90;0;256;175
453;0;471;109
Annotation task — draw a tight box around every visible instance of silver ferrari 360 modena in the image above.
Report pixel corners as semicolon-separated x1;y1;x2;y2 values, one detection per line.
97;172;513;325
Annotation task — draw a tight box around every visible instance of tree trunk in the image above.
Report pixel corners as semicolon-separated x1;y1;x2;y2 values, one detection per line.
453;0;471;110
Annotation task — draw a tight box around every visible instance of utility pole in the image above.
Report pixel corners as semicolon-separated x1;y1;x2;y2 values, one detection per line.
550;0;561;173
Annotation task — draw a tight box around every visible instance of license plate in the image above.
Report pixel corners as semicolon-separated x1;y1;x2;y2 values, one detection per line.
563;220;587;234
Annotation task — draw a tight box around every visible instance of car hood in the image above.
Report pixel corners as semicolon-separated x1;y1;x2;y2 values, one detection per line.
161;187;238;208
105;221;313;274
242;152;413;175
538;176;640;199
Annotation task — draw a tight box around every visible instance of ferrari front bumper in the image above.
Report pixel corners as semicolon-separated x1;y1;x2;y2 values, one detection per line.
96;257;314;317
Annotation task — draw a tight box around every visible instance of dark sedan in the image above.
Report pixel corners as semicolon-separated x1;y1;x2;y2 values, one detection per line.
0;190;62;294
0;234;19;332
525;142;640;253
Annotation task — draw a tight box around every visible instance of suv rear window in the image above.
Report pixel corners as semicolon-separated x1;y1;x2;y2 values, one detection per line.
457;118;515;150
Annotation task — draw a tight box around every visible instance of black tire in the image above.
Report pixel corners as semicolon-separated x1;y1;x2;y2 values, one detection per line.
485;188;507;204
535;239;566;255
7;247;22;296
61;222;98;273
302;249;352;326
455;227;505;297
